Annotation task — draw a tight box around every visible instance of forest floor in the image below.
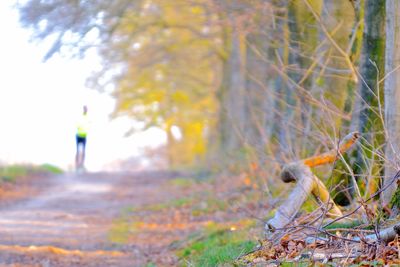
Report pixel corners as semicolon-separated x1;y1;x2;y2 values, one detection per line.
0;169;265;266
1;168;399;266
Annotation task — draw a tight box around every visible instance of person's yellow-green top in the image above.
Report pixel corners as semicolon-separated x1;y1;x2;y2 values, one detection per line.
76;114;89;138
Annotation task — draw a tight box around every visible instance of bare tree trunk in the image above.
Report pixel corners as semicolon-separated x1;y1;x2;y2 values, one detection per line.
357;0;385;143
278;0;301;156
347;1;365;134
382;0;400;207
228;19;246;138
283;0;322;157
244;32;269;147
166;124;176;167
354;0;385;196
322;0;355;130
270;0;289;158
217;18;245;157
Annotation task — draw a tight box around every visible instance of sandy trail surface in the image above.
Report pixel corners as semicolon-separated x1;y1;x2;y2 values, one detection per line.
0;171;178;266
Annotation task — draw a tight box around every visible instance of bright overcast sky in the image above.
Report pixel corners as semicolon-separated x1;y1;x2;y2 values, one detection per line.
0;1;166;171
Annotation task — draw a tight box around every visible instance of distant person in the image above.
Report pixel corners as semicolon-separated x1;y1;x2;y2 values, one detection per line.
76;105;89;171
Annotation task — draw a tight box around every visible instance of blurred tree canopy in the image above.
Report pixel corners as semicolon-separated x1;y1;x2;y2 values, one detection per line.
18;0;400;206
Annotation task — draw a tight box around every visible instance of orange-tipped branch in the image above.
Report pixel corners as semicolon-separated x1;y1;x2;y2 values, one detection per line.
303;132;360;168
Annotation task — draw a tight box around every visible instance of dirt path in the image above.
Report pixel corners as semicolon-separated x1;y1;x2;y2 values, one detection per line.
0;171;180;266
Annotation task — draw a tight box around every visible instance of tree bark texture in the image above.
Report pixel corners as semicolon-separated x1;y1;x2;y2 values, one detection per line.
358;0;385;140
382;0;400;207
244;32;270;147
218;13;246;156
322;0;355;130
354;0;385;196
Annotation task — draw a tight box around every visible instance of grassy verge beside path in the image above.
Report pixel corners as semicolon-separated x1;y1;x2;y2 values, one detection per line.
0;163;64;206
108;173;266;266
0;163;63;183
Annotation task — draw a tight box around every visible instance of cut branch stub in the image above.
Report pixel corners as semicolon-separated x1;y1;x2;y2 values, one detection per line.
266;133;360;233
267;163;343;231
267;163;315;230
281;162;306;183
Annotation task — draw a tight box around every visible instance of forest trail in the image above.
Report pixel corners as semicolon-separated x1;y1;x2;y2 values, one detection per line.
0;171;181;266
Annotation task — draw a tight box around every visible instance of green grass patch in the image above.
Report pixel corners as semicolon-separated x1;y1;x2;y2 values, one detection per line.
120;205;137;216
146;202;169;211
349;260;385;267
323;219;363;230
170;197;194;207
108;207;138;244
178;220;257;266
38;163;64;174
280;262;315;267
145;196;195;211
0;163;64;183
108;196;195;244
108;218;130;244
169;177;196;188
179;228;255;266
0;165;29;183
143;191;227;216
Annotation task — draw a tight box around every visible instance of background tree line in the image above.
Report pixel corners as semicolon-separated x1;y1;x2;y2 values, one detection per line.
17;0;400;211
